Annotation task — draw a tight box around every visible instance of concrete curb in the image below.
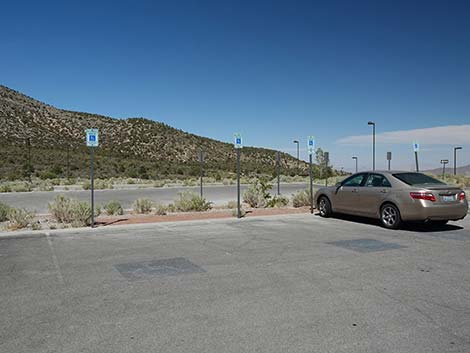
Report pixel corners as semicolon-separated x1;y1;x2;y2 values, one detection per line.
0;213;314;239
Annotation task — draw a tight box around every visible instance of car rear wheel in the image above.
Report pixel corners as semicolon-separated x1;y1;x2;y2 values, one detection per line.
380;204;402;229
318;196;332;218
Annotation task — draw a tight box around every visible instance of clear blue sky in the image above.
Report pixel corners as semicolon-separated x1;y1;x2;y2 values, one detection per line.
2;0;469;171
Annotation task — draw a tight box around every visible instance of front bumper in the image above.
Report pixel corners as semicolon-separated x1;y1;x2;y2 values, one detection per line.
400;200;468;222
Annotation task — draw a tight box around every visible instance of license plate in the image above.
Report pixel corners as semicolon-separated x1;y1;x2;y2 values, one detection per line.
442;195;455;202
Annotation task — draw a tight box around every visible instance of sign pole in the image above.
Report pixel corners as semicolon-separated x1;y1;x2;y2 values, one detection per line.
309;153;313;214
276;151;280;195
237;148;241;218
324;152;329;187
415;152;419;172
90;146;95;228
199;151;204;198
86;128;99;229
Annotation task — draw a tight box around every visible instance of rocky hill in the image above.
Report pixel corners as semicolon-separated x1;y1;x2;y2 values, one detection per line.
424;165;470;176
0;85;308;180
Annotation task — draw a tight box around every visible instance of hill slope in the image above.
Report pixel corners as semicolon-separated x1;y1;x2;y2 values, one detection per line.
0;85;307;180
424;165;470;176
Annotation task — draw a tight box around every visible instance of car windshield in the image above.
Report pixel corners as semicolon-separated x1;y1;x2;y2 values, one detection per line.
393;173;445;186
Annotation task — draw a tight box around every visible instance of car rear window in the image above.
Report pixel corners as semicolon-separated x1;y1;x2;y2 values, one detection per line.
392;173;445;186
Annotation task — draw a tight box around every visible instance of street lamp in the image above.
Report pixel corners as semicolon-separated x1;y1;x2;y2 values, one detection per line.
440;159;449;178
454;146;462;175
367;121;376;171
293;140;299;168
352;156;358;173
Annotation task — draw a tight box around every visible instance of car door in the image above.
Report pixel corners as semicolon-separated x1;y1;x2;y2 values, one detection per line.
358;173;392;217
333;173;367;214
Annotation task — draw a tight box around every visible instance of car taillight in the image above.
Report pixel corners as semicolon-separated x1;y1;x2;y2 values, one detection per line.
410;192;436;202
459;192;466;201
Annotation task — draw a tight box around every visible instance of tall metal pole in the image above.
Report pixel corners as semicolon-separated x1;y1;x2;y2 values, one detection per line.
442;163;445;178
199;150;204;198
309;154;313;214
324;152;329;187
352;156;358;173
415;151;419;172
368;121;376;170
236;148;241;219
454;147;462;175
388;159;391;171
293;140;299;170
276;151;280;195
90;147;95;228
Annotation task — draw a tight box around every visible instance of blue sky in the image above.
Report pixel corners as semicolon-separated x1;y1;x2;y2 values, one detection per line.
2;0;469;171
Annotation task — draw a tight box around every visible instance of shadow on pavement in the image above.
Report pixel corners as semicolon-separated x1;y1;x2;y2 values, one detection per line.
316;212;464;232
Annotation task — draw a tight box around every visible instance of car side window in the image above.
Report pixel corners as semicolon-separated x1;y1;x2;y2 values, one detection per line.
342;174;366;187
365;174;391;187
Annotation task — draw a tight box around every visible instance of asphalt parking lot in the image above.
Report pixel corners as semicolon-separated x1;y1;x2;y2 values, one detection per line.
1;214;470;353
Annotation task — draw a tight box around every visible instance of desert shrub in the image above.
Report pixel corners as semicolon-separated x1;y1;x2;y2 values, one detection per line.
154;204;167;216
82;179;113;190
167;203;176;213
174;191;212;212
153;180;166;188
183;179;197;187
227;200;238;209
243;179;272;208
7;208;34;230
0;184;12;193
267;195;290;208
0;202;11;222
10;182;32;192
222;178;233;185
38;182;54;191
104;200;123;215
48;195;98;226
291;189;312;208
133;198;154;214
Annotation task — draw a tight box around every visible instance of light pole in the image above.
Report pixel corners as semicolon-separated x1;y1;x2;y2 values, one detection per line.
440;159;449;178
368;121;375;171
352;156;358;173
454;147;462;175
293;140;299;169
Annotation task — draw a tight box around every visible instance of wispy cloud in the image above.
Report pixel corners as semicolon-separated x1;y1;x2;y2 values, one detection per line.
336;124;470;145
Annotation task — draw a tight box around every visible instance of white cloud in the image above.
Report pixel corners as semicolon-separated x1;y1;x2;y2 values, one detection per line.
336;124;470;145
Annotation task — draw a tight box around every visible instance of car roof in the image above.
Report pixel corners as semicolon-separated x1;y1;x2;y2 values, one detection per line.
357;170;416;175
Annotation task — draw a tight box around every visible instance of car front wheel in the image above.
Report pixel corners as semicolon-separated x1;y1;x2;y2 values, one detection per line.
380;204;402;229
318;196;332;218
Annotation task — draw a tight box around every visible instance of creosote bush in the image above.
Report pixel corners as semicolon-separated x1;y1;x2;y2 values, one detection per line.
243;179;272;208
154;204;167;216
291;189;312;208
7;208;34;230
133;198;154;214
0;202;11;222
267;195;290;208
174;191;212;212
48;195;99;227
104;200;123;215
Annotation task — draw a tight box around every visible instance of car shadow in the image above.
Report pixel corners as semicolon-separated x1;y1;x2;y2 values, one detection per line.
316;213;464;232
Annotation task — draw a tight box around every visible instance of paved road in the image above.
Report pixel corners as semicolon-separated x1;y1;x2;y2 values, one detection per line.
0;183;315;213
1;214;469;352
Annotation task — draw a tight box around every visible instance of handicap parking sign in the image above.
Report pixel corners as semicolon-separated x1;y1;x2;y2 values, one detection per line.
413;141;419;152
307;136;315;155
234;133;243;149
86;129;99;147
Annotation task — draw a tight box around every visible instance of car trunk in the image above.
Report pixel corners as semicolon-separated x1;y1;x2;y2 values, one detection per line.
415;184;462;204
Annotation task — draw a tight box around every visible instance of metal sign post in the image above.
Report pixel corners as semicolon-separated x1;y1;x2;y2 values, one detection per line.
234;133;243;218
198;150;205;198
324;151;329;187
413;142;420;172
276;151;281;195
307;136;315;214
441;159;449;178
86;129;99;228
387;152;392;171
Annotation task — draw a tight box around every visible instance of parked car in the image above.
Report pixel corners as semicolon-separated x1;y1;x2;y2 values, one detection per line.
314;171;468;229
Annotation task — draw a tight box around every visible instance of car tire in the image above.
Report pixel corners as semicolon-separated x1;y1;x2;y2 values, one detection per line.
318;196;332;218
380;203;402;229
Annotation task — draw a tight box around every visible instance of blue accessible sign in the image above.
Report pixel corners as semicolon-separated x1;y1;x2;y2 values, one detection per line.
86;129;99;147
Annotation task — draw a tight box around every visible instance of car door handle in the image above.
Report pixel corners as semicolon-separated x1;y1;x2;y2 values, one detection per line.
380;189;388;193
352;188;358;193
